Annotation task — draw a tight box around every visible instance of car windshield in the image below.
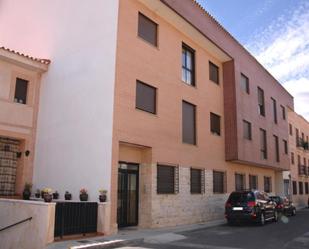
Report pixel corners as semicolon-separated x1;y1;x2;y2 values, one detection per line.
228;192;255;203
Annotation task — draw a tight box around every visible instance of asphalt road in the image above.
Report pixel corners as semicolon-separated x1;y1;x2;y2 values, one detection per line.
115;209;309;249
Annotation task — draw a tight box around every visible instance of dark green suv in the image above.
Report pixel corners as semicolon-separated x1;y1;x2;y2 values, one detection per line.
225;190;278;225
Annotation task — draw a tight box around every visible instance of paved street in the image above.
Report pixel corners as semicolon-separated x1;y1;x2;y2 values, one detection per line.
114;209;309;249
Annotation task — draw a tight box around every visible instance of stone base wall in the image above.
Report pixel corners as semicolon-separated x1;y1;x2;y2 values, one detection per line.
139;165;228;228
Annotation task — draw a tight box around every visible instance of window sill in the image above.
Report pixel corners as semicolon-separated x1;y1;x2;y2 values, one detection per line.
181;80;196;88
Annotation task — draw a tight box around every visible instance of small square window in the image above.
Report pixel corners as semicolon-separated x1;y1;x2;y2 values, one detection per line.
235;173;246;191
14;78;28;104
243;120;252;140
138;13;158;46
249;175;258;190
264;176;272;193
157;165;178;194
136;80;156;114
240;73;249;94
210;112;221;136
209;61;219;84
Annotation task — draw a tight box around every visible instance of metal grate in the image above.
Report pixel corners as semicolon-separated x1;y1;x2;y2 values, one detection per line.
54;202;98;238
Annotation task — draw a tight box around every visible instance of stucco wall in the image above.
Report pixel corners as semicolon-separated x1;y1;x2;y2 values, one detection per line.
0;0;119;200
0;199;55;249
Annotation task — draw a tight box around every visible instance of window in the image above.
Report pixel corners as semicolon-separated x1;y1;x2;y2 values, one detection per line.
257;87;265;116
157;165;178;194
240;73;249;94
138;13;158;46
296;128;299;145
264;176;272;193
281;105;286;120
305;182;309;194
14;78;28;104
260;129;267;159
182;101;196;145
210;112;221;136
271;98;277;124
136;80;156;114
249;175;258;190
291;152;295;164
289;124;293;135
191;168;203;194
182;43;195;86
213;171;226;193
292;181;297;195
299;182;303;195
209;61;219;84
283;140;288;154
235;173;246;191
274;135;279;162
243;120;252;140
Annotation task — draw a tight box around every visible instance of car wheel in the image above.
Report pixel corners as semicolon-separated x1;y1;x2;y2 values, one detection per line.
291;208;296;216
259;212;265;226
273;211;278;222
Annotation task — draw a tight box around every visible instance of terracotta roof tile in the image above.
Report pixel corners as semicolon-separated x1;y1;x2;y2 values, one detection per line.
0;46;51;65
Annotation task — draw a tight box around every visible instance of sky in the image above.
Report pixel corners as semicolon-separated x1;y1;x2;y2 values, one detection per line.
197;0;309;120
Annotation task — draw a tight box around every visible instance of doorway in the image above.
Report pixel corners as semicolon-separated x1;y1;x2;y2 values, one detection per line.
117;162;139;227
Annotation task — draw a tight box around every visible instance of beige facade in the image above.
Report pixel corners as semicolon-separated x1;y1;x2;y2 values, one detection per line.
0;47;49;196
109;0;288;232
287;109;309;207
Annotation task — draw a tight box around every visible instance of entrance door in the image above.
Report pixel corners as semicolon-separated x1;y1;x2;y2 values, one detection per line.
117;162;139;227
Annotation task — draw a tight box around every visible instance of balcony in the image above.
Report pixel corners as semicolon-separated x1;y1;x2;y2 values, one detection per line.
296;138;309;150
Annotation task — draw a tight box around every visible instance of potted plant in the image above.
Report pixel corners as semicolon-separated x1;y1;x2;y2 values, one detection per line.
35;189;41;198
52;191;59;199
42;188;53;202
22;182;32;200
65;191;72;200
99;189;107;202
79;188;88;201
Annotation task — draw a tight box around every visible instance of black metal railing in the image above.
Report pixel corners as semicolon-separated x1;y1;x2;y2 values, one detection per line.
54;202;98;238
0;217;32;232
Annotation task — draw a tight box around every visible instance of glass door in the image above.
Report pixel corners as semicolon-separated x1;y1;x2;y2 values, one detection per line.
117;163;139;227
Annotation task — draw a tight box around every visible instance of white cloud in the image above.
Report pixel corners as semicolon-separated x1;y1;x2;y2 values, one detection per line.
246;1;309;120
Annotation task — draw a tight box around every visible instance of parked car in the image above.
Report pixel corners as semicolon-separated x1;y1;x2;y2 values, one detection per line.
225;190;278;225
269;196;296;216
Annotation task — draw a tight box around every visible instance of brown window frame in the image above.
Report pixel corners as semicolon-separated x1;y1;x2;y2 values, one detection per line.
281;105;286;120
136;80;157;114
190;168;203;194
182;101;196;145
14;78;28;105
213;171;226;194
292;181;297;195
264;176;272;193
271;97;277;124
240;73;250;94
209;61;219;85
249;174;258;190
274;135;280;162
299;181;304;195
258;87;265;116
260;128;267;160
243;120;252;140
182;43;195;86
210;112;221;136
157;164;178;194
138;12;158;47
283;140;288;154
235;173;246;191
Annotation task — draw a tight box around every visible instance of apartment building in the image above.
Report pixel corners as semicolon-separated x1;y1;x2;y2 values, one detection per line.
286;109;309;207
0;47;49;196
0;0;295;233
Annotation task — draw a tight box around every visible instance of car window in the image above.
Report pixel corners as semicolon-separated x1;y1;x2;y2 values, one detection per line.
228;192;255;203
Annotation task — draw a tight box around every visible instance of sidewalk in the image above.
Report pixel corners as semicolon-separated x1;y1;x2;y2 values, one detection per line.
47;219;225;249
